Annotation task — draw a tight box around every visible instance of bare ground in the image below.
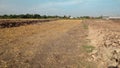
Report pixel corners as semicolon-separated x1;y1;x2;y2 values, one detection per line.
86;19;120;68
0;20;96;68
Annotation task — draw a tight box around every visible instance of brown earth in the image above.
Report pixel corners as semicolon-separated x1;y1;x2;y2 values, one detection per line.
1;19;119;68
0;19;57;28
85;19;120;68
0;20;96;68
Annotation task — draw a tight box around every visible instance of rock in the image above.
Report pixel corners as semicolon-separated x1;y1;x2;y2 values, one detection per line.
105;40;112;46
112;43;117;47
118;39;120;45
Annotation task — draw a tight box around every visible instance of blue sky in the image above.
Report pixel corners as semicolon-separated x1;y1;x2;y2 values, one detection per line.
0;0;120;17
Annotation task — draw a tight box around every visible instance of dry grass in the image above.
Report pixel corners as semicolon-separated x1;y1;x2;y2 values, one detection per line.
0;19;97;68
0;20;80;45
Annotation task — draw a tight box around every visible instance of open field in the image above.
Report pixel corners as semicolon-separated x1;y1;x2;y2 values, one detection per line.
0;19;120;68
0;20;96;68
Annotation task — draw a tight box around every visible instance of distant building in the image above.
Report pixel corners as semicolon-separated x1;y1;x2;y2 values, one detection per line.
70;17;73;19
108;17;120;20
102;16;120;20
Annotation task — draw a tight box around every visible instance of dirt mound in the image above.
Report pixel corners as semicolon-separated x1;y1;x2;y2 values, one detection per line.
0;19;57;28
86;20;120;68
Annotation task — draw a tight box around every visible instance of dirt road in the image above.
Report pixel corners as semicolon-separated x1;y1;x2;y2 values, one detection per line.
0;20;96;68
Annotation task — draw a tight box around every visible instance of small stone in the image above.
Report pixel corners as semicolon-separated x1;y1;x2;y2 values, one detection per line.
105;40;112;46
115;35;119;39
112;43;117;47
118;39;120;44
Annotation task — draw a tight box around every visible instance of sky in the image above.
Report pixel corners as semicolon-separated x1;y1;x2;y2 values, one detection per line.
0;0;120;17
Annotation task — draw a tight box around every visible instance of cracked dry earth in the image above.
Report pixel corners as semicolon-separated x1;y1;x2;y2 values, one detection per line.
0;20;96;68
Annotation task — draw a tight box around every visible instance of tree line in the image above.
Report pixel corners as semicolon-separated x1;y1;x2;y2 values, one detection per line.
0;14;103;19
0;14;71;19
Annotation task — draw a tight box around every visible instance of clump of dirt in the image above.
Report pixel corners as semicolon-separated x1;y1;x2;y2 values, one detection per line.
0;19;57;28
86;20;120;68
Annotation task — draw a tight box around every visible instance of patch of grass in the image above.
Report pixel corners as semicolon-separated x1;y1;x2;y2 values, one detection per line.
83;24;88;29
83;45;95;53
